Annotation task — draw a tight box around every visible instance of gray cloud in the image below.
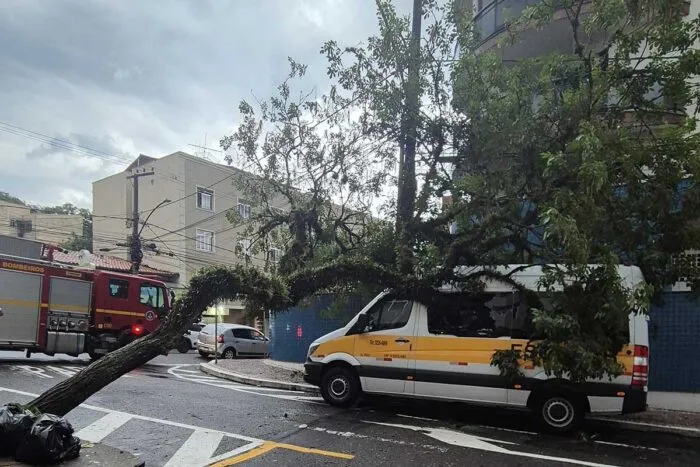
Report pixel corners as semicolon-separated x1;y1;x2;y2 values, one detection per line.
0;0;412;209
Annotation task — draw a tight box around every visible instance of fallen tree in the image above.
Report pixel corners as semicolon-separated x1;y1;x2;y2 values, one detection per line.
21;0;700;416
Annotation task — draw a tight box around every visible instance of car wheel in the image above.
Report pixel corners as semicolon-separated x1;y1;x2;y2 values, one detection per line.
533;392;584;434
198;350;209;358
320;366;360;407
223;348;237;359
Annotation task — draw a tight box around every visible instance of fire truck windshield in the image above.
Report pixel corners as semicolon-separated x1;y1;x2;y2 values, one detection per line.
140;283;166;311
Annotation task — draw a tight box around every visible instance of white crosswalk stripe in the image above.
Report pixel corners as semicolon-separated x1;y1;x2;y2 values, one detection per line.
0;387;261;467
75;411;132;443
163;429;225;467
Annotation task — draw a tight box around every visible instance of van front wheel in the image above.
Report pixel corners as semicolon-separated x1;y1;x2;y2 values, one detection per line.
533;393;584;434
320;367;360;408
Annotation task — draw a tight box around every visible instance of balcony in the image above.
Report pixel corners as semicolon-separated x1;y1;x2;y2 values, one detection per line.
474;0;541;43
473;0;599;60
473;1;691;59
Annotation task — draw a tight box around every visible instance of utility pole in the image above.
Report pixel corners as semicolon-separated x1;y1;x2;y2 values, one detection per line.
127;168;154;273
396;0;423;273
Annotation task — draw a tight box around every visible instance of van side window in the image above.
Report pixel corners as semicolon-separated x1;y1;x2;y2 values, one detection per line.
366;299;412;332
427;293;509;338
510;291;536;339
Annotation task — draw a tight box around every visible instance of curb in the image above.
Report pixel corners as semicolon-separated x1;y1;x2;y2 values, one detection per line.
263;359;305;373
589;416;700;438
199;362;320;395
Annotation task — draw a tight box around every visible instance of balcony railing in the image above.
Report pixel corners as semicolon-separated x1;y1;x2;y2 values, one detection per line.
474;0;688;45
474;0;542;43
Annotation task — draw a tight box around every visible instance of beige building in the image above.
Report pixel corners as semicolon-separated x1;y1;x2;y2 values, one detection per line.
93;151;288;324
0;200;82;246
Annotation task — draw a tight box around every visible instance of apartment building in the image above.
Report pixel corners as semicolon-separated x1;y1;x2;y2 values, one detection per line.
463;0;700;393
92;151;287;324
0;200;82;246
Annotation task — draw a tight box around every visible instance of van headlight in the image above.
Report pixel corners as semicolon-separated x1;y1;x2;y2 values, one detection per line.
307;343;320;359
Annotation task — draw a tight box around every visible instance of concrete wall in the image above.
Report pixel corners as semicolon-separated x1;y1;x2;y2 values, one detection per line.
0;201;82;245
92;172;129;259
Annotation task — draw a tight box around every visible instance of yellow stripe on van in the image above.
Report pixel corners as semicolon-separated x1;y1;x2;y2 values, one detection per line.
313;335;635;372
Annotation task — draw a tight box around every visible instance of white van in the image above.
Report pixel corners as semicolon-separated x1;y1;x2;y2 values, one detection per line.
304;265;649;432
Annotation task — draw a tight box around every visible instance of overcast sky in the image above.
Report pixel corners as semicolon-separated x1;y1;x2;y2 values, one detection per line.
0;0;411;209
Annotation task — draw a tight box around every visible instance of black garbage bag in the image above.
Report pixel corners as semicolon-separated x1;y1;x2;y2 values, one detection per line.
14;414;81;464
0;403;37;456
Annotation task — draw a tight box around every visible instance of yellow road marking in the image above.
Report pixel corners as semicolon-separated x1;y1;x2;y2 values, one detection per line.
210;441;354;466
274;442;354;459
209;443;277;466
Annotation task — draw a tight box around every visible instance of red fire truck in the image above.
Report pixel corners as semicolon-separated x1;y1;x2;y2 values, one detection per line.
0;235;170;359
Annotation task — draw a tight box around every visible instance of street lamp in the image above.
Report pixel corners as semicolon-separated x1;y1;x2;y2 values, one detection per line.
131;198;171;273
138;199;172;237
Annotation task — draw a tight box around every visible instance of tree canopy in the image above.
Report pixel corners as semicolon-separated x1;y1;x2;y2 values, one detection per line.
25;0;700;418
217;0;700;381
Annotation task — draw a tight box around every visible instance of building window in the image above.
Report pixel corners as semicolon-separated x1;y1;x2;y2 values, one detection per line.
10;219;33;234
269;247;282;264
196;229;214;252
237;238;251;258
196;188;214;211
237;202;251;219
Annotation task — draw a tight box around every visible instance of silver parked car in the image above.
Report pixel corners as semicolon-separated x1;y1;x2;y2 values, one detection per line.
196;323;269;359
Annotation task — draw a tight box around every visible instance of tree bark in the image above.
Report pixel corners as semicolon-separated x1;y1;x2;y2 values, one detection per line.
26;265;287;416
27;332;170;416
396;0;422;274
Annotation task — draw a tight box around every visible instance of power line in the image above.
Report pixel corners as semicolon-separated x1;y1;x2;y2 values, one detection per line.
0;122;131;166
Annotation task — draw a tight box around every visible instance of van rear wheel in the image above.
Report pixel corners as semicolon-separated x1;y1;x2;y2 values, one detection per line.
320;367;360;407
533;392;584;434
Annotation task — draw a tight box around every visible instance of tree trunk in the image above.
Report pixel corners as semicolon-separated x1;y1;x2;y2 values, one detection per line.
396;0;422;274
27;332;169;416
25;265;288;417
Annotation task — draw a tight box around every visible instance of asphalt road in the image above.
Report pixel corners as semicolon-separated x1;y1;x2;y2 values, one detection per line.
1;350;697;466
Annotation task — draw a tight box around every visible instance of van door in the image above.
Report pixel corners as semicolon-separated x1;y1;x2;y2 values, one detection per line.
353;295;417;395
412;292;509;405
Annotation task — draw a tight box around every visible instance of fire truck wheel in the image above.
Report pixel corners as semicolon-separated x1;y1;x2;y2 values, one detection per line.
223;348;237;359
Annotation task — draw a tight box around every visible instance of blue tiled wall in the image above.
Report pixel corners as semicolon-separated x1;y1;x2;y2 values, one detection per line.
649;292;700;392
269;294;367;363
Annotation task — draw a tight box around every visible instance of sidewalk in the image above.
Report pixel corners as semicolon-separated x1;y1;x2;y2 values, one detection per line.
201;359;700;437
0;442;143;467
648;391;700;413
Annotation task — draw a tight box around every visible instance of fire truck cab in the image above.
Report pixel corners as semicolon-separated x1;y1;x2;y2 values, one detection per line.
0;235;170;359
